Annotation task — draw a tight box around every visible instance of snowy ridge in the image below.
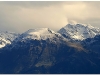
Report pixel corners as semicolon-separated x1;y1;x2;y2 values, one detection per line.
15;28;66;42
0;31;19;48
23;28;56;40
58;23;100;40
0;23;100;48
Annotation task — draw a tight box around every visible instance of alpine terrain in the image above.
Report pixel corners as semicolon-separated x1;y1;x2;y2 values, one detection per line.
58;23;100;41
0;31;19;48
0;24;100;74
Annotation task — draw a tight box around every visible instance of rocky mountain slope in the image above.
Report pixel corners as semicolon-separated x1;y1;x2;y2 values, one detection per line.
0;28;85;74
58;23;100;41
0;24;100;74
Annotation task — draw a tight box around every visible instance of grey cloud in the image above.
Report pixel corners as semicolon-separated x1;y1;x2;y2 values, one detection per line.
1;1;63;7
0;1;100;33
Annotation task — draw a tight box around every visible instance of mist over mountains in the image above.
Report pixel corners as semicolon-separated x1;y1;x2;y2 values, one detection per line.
0;23;100;74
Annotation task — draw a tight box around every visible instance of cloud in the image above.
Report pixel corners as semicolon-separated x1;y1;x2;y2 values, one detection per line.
0;2;69;32
0;1;100;33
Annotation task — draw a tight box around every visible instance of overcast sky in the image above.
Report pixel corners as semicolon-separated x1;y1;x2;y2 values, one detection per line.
0;1;100;33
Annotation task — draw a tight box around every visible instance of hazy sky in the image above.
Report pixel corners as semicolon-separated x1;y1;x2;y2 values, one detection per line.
0;1;100;33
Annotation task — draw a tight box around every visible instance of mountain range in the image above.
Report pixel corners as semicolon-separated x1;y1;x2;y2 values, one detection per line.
0;23;100;74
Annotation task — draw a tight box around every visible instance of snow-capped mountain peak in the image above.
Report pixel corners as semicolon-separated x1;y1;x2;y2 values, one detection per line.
58;23;100;40
0;31;19;48
16;28;65;42
25;28;55;35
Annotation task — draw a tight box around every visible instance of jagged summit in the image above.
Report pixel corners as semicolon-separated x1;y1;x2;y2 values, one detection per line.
24;28;55;35
0;23;100;48
15;28;65;41
58;23;100;40
0;31;19;48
